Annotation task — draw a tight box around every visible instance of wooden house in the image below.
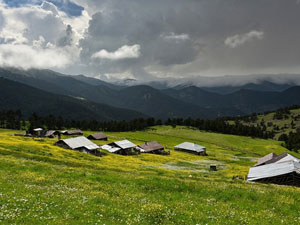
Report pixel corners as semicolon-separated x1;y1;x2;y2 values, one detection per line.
137;141;165;154
55;136;100;156
32;128;44;137
45;130;61;139
101;139;139;155
174;142;206;156
247;152;300;186
87;132;108;141
62;129;83;136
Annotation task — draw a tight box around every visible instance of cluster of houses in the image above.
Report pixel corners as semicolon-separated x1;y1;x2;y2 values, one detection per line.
15;128;207;157
15;128;300;187
247;152;300;186
56;134;207;157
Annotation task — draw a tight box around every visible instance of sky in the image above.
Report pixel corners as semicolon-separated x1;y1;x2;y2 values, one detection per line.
0;0;300;82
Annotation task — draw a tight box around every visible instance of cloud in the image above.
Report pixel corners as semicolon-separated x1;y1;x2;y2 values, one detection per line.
225;30;264;48
2;0;300;81
91;44;141;60
0;44;73;69
0;1;84;70
163;33;190;42
2;0;84;17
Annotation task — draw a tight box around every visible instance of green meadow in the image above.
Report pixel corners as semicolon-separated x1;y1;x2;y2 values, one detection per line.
0;126;300;224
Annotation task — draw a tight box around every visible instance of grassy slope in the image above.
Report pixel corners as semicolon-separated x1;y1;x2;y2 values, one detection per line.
0;126;300;224
241;108;300;139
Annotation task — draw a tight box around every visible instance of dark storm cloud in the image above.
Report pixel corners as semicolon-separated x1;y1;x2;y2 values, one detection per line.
2;0;300;81
73;0;300;80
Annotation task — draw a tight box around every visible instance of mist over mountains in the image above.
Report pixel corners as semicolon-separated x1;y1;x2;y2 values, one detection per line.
1;68;300;120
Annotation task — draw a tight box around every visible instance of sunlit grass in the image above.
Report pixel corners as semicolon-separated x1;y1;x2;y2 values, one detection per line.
0;126;300;224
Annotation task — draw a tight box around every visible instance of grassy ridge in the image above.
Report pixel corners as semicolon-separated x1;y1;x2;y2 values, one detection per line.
0;126;300;224
240;108;300;139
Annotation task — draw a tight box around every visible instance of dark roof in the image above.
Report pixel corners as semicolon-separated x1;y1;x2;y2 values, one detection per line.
255;152;295;167
138;141;164;152
55;136;99;150
265;153;290;164
255;153;278;167
45;130;60;137
88;132;107;140
64;130;83;135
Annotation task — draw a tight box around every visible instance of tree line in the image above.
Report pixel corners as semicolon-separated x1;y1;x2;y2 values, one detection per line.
0;110;274;140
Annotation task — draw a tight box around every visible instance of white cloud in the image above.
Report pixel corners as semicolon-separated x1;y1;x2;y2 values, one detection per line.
0;1;87;70
225;30;264;48
91;44;141;60
163;33;190;42
0;44;73;69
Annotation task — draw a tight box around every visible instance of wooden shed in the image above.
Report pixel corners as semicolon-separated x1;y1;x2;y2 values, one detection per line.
32;128;44;137
101;140;139;155
55;136;100;156
62;129;83;135
45;130;61;139
247;152;300;186
174;142;206;156
87;132;108;141
137;141;165;154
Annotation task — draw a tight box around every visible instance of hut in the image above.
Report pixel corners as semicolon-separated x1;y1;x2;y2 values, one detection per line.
101;139;139;155
247;152;300;186
174;142;206;155
87;132;108;141
55;136;100;156
137;141;165;154
32;128;44;137
45;130;61;139
62;129;83;135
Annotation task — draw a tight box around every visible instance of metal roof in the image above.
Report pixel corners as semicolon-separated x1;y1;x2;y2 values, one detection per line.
174;142;205;153
57;136;99;150
64;130;83;135
255;152;278;166
100;144;121;153
88;132;107;140
45;130;59;137
33;128;43;131
248;161;300;181
114;140;136;149
138;141;164;152
248;153;300;181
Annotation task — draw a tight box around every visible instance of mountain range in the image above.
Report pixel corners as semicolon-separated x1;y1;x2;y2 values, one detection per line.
1;68;300;120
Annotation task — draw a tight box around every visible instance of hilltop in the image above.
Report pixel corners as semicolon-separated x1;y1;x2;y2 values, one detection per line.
234;106;300;140
2;68;300;119
0;126;300;224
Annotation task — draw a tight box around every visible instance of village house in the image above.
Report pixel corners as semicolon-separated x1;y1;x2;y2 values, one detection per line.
32;128;44;137
174;142;207;155
247;152;300;186
61;129;83;135
45;130;61;139
87;132;108;141
101;139;139;155
137;141;167;154
55;136;100;156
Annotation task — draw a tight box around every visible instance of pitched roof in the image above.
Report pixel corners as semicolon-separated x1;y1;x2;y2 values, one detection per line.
57;136;99;150
100;144;121;153
45;130;59;137
248;161;300;181
88;132;107;140
138;141;164;152
65;130;83;135
255;153;299;167
255;153;278;166
174;142;205;153
114;140;136;149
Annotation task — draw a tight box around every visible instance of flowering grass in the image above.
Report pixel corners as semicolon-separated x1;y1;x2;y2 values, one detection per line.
0;126;300;224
